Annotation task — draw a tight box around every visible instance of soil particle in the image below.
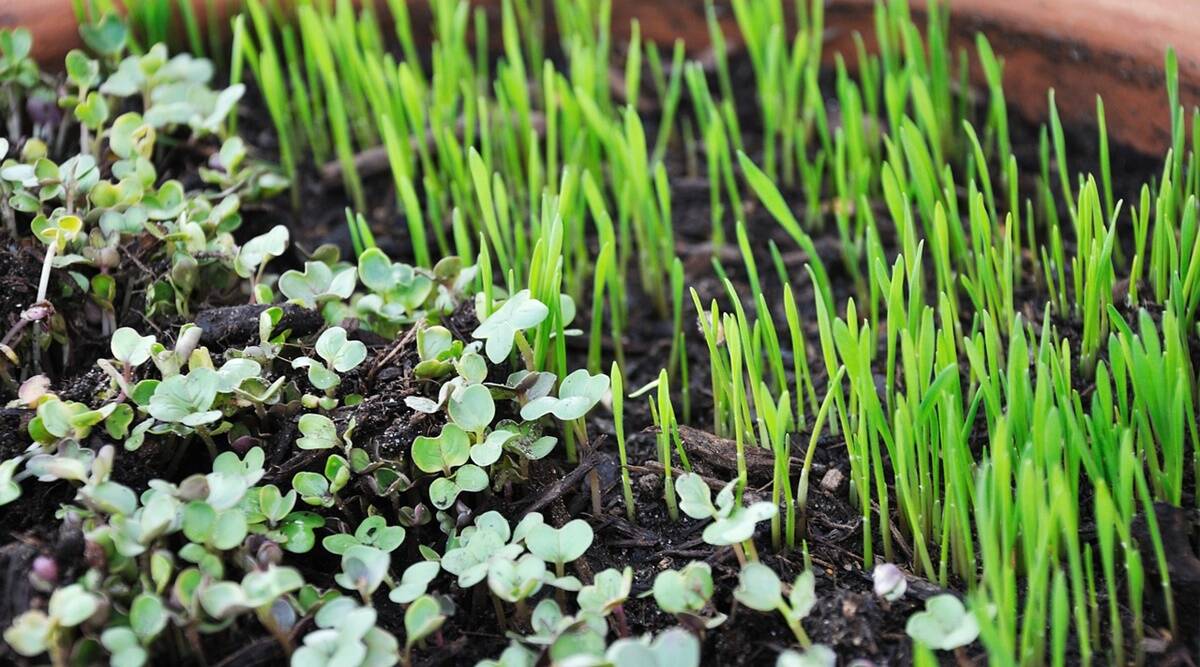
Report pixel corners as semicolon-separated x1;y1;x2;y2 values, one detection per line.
195;303;325;351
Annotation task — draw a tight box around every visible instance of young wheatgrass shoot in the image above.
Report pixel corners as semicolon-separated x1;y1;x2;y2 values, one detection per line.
610;361;636;523
647;370;678;522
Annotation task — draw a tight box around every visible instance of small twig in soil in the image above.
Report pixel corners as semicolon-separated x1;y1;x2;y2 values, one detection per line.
634;461;726;492
519;450;600;518
365;324;418;388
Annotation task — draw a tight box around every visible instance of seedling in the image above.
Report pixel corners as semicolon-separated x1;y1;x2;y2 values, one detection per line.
292;326;367;393
292;454;350;508
428;464;488;510
279;261;358;309
604;628;701;667
292;598;400;667
675;473;776;557
297;413;339;450
487;553;546;605
101;327;157;396
248;485;324;554
873;563;907;602
324;516;406;555
441;519;522;588
651;561;725;630
734;563;816;647
234;224;289;302
521;367;609;503
520;368;609;421
3;583;100;658
578;567;634;636
403;595;446;665
448;383;496;435
472;289;548;365
335;545;392;601
525;519;593;579
412;423;471;476
389;561;441;604
147;368;222;453
905;594;979;651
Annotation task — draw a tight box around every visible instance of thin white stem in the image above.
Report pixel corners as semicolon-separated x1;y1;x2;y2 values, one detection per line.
36;243;57;305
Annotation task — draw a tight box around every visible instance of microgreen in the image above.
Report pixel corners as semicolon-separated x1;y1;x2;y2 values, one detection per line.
292;598;400;667
734;563;816;647
526;519;593;578
389;561;441;605
324;516;406;555
296;413;339;450
472;289;549;364
519;369;608;421
905;594;980;651
291;326;367;392
676;473;776;548
651;561;724;628
412;423;471;475
873;563;907;602
279;262;358;309
604;628;701;667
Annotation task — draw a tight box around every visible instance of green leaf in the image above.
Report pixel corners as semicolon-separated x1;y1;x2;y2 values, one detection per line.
674;473;716;519
788;571;816;620
199;581;247;619
148;368;221;427
278;262;357;308
212;510;248;550
428;464;488;510
388;561;440;604
293;472;331;506
526;519;593;565
0;458;22;505
48;583;100;627
80;14;128;56
241;566;303;607
144;181;186;220
412;423;470;474
733;562;782;612
130;593;167;641
74;91;109;129
234;225;289;278
578;567;633;614
111;327;155;366
404;595;446;648
109;114;152;160
315;327;367;372
905;594;980;650
3;611;52;657
652;561;713;614
488;554;546;602
472;289;548;363
520;369;609;421
335;545;391;596
448;384;495;433
297;413;338;450
471;428;515;467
